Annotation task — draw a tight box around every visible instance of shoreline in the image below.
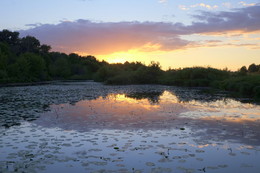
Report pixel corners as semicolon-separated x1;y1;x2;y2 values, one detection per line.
0;81;52;87
0;80;94;87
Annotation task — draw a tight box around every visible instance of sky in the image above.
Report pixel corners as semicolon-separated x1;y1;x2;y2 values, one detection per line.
0;0;260;70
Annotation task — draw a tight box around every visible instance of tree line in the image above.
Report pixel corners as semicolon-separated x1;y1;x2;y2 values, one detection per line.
0;30;259;99
0;29;105;83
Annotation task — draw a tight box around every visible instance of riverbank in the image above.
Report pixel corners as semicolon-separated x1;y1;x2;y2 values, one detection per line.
0;81;52;87
0;80;95;87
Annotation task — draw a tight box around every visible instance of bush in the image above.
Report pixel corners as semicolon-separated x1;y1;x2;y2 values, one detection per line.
161;67;230;87
218;75;260;98
106;73;135;85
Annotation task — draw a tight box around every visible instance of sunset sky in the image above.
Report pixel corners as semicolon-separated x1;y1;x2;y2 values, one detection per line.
1;0;259;70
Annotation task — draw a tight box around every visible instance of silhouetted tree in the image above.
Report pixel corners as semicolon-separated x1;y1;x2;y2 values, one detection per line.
40;44;51;54
239;66;248;73
0;43;9;80
20;36;41;54
0;29;19;46
248;63;259;73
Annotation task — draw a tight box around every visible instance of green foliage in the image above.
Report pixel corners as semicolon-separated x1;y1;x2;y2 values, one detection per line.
95;61;162;84
106;72;135;85
40;44;51;54
218;75;260;99
239;63;260;74
6;53;47;82
94;65;118;82
239;66;248;73
136;61;162;84
0;45;8;70
0;29;19;46
20;36;41;54
15;55;31;81
0;43;10;82
22;53;47;80
248;63;259;73
49;57;71;78
160;67;230;87
0;30;104;83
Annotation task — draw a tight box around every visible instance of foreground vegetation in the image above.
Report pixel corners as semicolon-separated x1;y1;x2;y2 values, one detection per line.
0;30;260;99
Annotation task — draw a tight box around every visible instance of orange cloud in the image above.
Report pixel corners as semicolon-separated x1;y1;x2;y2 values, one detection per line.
191;3;218;9
239;1;256;7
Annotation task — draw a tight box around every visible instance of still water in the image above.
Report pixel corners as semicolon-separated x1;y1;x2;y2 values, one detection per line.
0;82;259;173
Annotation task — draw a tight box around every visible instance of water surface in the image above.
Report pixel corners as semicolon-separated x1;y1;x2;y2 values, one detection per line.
0;82;259;173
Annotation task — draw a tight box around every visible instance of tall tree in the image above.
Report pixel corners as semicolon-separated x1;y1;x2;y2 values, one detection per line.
248;63;258;73
20;36;40;54
40;44;51;54
0;29;19;46
239;66;248;73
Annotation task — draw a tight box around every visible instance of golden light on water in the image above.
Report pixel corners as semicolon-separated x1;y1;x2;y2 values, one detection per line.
45;92;189;129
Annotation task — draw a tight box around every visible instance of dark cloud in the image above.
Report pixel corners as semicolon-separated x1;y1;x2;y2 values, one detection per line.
198;40;259;48
20;5;260;54
189;5;260;34
25;23;43;27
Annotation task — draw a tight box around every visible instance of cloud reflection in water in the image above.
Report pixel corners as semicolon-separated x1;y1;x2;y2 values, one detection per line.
35;91;260;146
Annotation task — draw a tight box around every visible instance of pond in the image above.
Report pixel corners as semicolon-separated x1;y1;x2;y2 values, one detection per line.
0;81;259;173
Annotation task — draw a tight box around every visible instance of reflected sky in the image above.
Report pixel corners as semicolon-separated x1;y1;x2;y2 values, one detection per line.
1;82;260;173
35;91;190;131
35;91;260;146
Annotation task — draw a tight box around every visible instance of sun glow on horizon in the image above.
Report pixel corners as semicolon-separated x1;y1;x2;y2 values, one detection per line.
73;41;260;71
97;49;151;65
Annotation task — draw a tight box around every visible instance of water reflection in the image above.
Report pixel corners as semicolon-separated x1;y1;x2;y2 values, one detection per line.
1;82;260;173
0;82;258;129
35;91;260;146
126;91;163;104
35;92;189;131
170;88;259;105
